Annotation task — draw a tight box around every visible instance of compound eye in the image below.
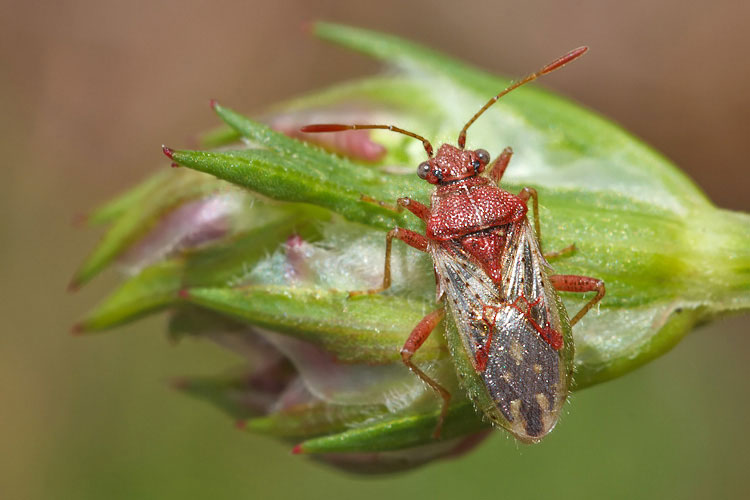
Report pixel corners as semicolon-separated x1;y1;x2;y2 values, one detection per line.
475;149;490;165
417;161;431;179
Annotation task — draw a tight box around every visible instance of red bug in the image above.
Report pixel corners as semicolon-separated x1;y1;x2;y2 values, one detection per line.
301;47;605;442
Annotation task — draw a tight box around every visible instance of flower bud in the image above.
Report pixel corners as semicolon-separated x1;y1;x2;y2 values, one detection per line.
73;22;750;472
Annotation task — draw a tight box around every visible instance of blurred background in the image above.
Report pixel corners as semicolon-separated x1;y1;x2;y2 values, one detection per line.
2;1;748;498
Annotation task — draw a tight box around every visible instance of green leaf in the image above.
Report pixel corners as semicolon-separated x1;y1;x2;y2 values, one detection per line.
70;169;237;289
182;286;446;364
167;306;248;342
172;102;434;230
295;402;483;454
197;126;241;149
85;169;173;226
77;206;324;331
170;148;407;231
174;371;271;420
244;401;386;439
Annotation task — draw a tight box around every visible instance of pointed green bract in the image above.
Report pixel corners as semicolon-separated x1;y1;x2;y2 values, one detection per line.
170;148;410;231
296;402;485;454
174;371;271;420
182;286;446;364
86;170;174;226
70;169;237;288
244;402;387;439
78;206;324;331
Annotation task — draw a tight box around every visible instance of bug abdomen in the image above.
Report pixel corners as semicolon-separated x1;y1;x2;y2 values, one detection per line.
476;306;563;439
432;221;573;443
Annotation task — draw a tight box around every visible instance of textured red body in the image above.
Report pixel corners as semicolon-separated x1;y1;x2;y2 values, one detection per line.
428;175;526;241
426;145;528;285
300;46;605;442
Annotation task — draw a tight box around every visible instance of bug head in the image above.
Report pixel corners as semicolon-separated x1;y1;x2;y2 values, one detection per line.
299;125;490;185
417;144;490;184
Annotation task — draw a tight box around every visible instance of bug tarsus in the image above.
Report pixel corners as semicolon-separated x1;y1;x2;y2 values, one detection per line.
348;227;429;298
544;243;576;260
359;194;402;213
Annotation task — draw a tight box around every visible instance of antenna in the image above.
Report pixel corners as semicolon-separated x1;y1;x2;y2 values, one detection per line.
301;123;434;157
457;46;588;149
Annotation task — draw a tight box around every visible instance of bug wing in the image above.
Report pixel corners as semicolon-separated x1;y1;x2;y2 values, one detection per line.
432;219;572;442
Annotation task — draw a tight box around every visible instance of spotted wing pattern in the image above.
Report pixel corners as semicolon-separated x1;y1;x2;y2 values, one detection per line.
432;218;569;441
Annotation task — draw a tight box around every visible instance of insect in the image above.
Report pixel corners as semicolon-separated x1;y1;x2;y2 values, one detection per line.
301;47;605;443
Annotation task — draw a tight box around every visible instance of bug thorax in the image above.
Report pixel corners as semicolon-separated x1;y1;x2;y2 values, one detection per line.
417;144;490;185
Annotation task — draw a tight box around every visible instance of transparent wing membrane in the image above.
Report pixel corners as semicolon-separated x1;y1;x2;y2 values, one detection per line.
432;219;569;441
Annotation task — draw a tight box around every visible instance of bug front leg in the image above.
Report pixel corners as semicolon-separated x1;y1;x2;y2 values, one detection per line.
549;275;606;326
359;194;401;213
489;147;513;184
401;308;450;438
349;227;430;297
360;195;431;223
397;197;430;222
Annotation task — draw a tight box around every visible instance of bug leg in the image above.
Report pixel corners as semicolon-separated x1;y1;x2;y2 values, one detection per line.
360;194;402;213
518;187;542;249
489;147;513;184
549;275;606;326
517;190;577;261
359;195;431;222
397;197;430;222
544;243;576;261
349;227;430;297
401;308;450;438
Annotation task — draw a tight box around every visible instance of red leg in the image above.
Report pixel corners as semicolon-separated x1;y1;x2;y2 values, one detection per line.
549;275;606;326
401;308;450;438
397;197;430;222
489;146;513;183
349;227;431;297
360;195;431;223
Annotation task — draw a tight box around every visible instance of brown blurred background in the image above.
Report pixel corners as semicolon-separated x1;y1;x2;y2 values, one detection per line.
2;1;748;499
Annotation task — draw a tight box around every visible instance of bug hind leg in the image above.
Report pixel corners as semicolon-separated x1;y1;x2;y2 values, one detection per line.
401;308;451;439
549;274;606;326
